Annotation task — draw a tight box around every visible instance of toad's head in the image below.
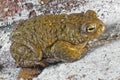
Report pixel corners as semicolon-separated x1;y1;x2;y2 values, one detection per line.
80;10;105;40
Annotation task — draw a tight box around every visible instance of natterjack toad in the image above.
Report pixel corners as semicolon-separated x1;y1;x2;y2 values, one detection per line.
10;10;105;80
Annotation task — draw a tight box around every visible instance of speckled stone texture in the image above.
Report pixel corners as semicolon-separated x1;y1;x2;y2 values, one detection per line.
0;0;120;80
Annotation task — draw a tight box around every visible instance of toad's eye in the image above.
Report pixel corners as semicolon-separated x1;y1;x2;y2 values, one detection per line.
86;24;96;32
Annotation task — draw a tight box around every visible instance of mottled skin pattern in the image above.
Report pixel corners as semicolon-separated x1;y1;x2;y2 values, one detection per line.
10;10;105;80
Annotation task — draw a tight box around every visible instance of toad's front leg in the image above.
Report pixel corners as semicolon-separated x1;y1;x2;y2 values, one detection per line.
50;41;88;62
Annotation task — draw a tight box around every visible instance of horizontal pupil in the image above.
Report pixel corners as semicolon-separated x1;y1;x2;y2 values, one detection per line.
88;27;94;30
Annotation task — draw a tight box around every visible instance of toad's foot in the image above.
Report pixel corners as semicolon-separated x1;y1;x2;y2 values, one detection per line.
18;68;41;80
88;32;120;50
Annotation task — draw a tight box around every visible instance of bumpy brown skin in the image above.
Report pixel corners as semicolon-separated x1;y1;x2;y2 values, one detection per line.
10;10;105;79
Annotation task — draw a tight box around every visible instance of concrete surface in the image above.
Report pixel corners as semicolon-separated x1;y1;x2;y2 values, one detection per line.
0;0;120;80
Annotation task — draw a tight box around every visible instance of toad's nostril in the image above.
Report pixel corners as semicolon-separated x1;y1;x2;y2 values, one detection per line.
98;23;105;32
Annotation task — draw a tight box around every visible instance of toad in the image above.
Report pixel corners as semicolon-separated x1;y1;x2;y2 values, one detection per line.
10;10;105;80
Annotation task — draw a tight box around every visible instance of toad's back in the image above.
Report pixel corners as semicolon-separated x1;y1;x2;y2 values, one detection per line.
10;13;85;51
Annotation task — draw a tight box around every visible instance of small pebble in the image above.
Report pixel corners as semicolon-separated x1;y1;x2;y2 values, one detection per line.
38;0;52;4
25;3;33;10
0;65;3;71
29;10;37;18
0;45;2;49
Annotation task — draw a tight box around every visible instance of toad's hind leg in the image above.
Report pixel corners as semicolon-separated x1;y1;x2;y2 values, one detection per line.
10;42;47;80
17;68;41;80
50;41;88;62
